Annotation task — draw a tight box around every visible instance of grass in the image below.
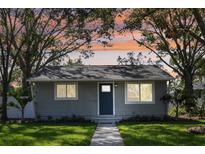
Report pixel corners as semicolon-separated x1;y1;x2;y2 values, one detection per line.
117;120;205;146
0;122;96;146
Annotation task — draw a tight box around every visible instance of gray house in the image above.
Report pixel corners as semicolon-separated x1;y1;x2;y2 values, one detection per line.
28;65;173;122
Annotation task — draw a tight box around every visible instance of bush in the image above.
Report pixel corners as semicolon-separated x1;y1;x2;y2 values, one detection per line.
119;115;175;123
168;106;187;117
119;115;202;123
36;115;92;123
8;87;32;120
58;115;91;123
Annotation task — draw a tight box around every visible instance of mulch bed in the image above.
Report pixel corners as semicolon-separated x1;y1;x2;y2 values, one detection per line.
188;126;205;134
179;114;205;120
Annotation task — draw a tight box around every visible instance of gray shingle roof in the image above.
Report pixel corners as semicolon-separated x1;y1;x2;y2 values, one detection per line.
28;65;173;82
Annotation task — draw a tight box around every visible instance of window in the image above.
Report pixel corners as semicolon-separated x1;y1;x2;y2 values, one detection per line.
67;84;77;98
140;83;152;101
101;85;111;92
56;84;67;98
126;82;153;104
55;83;78;100
127;83;139;101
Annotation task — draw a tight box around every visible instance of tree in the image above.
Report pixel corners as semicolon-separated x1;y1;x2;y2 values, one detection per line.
0;8;116;121
124;9;205;113
161;89;185;118
65;58;83;66
0;9;25;121
117;51;163;66
13;9;116;97
9;87;31;121
117;52;144;65
187;9;205;44
193;58;205;118
161;78;185;118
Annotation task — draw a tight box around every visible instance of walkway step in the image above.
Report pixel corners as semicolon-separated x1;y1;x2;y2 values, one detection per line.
91;116;122;123
90;123;124;146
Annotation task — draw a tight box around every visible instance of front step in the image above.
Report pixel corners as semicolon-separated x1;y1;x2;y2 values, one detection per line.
91;116;122;124
96;119;117;124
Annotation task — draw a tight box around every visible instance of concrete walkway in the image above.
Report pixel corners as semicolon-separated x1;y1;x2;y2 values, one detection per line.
90;123;124;146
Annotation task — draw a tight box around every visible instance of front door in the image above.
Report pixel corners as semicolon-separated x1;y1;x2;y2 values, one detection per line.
99;83;113;115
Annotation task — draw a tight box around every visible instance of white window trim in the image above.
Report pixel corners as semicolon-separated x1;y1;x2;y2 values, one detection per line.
125;81;155;104
54;82;78;100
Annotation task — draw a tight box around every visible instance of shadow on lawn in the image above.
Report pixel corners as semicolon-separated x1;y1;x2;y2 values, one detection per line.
118;120;205;146
0;123;96;146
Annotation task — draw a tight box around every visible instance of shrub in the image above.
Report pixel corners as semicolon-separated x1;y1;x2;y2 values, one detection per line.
168;106;187;117
9;87;32;120
58;116;91;123
119;115;174;123
35;115;91;123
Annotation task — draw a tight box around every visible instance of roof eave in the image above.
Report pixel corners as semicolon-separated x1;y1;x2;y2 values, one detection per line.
27;77;174;82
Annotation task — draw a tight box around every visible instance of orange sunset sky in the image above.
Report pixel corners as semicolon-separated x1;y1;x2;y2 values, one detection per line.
70;11;173;76
91;31;147;51
91;10;146;51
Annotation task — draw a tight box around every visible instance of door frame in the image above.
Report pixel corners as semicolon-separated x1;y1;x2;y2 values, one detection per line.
97;82;115;116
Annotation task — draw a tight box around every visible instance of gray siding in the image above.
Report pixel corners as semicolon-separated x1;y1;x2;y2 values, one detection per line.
115;81;167;117
34;82;98;118
34;81;168;119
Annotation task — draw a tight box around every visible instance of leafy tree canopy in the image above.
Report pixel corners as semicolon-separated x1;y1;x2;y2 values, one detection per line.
122;9;205;112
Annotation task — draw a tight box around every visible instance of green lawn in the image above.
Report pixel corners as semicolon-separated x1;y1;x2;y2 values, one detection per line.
117;120;205;146
0;122;96;146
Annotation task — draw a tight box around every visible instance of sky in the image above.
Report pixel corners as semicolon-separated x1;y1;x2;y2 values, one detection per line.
70;10;151;65
68;32;173;75
69;32;161;65
66;9;163;66
71;30;151;65
70;36;148;65
70;12;161;66
79;32;147;65
69;11;172;75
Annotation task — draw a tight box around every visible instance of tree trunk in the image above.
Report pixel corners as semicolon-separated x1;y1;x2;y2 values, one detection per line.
1;81;8;122
176;102;179;118
184;73;195;113
22;67;32;97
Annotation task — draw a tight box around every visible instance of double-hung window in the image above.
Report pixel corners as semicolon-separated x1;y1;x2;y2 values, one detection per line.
126;82;154;104
55;83;78;100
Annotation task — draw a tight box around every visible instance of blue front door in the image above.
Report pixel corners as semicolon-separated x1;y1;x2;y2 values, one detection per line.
99;83;113;115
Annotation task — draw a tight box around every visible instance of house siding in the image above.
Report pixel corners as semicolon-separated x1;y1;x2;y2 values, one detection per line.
34;81;167;119
34;82;98;118
115;81;168;117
